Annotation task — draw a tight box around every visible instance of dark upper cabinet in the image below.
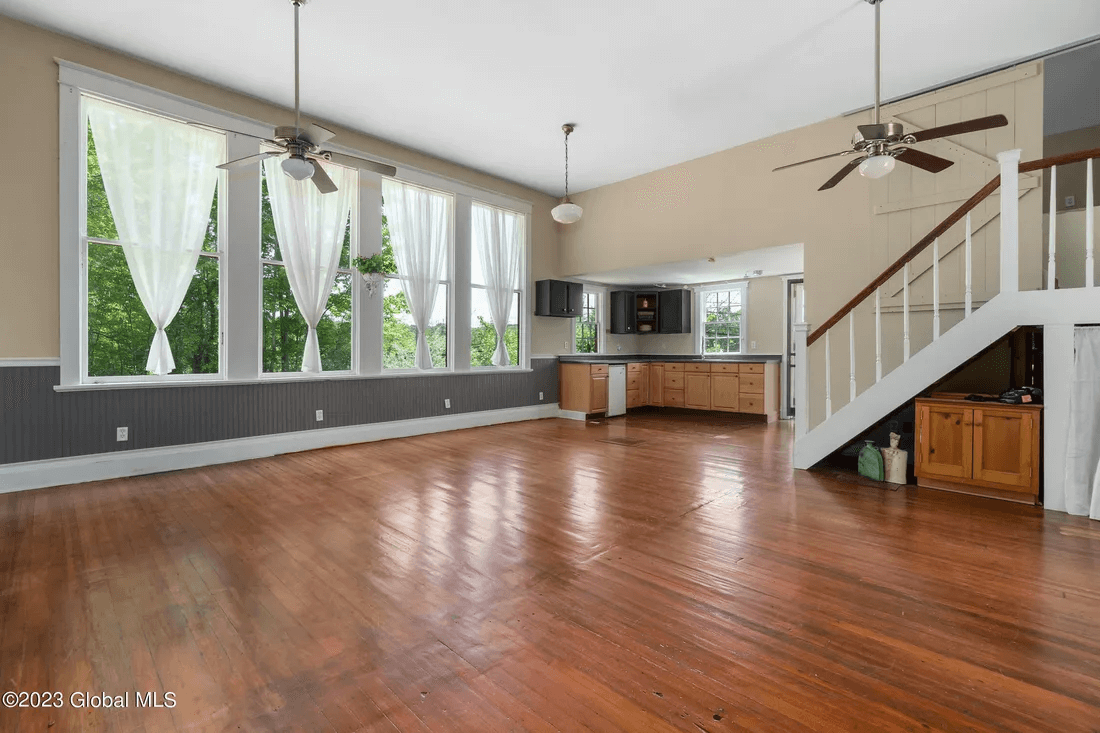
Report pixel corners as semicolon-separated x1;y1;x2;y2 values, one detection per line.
610;290;635;333
658;289;692;334
534;279;584;317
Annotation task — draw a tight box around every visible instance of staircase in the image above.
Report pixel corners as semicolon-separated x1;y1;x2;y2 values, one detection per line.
793;147;1100;471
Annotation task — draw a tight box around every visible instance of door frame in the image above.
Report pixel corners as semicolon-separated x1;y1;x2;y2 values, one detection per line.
783;276;805;419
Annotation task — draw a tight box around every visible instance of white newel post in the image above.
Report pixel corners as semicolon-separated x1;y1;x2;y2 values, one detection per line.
998;149;1021;294
795;322;810;438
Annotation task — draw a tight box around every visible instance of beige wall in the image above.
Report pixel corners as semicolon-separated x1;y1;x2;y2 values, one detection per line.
0;15;568;359
1042;124;1100;213
560;64;1044;428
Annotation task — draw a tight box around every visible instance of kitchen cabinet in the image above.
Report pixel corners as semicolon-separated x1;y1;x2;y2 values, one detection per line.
649;364;664;405
610;291;636;333
710;373;740;411
915;397;1041;504
559;363;609;414
534;279;583;317
658;289;692;334
626;363;649;408
685;371;711;409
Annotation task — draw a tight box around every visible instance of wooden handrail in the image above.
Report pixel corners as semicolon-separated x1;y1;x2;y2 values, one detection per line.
807;146;1100;346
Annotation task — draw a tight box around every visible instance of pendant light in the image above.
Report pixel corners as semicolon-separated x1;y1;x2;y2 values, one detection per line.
551;124;583;224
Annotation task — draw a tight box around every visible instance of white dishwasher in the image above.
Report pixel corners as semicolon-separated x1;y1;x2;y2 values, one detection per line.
606;365;627;417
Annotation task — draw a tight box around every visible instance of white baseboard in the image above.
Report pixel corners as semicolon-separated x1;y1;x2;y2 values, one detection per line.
557;409;588;421
0;404;562;495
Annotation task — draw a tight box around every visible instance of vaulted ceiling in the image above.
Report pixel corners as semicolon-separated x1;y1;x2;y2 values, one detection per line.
2;0;1097;195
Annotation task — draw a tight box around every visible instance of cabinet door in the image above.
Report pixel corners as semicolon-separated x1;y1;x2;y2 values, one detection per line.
658;289;692;334
610;291;636;333
566;282;584;316
638;364;649;403
590;375;608;412
916;403;973;481
973;408;1036;489
685;374;711;409
711;374;740;411
649;365;664;405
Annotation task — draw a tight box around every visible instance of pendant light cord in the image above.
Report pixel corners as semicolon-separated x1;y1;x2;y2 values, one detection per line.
873;0;881;125
294;0;301;136
564;128;570;200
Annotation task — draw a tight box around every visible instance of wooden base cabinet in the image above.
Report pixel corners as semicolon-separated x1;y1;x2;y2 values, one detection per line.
560;363;609;415
915;397;1041;504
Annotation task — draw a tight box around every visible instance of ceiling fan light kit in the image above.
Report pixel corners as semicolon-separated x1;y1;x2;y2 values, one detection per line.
214;0;397;191
551;124;583;224
773;0;1009;191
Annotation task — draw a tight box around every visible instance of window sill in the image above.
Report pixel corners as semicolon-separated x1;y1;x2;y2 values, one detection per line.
53;367;534;392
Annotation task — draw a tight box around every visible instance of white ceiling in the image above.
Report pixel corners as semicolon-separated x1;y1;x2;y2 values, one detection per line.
3;0;1098;195
580;243;804;287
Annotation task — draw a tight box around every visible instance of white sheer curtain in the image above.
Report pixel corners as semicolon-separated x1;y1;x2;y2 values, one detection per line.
381;180;452;369
87;98;222;375
472;203;523;366
1063;327;1100;520
263;158;355;372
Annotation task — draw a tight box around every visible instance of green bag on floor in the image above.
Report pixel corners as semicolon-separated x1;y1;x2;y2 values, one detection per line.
857;440;885;481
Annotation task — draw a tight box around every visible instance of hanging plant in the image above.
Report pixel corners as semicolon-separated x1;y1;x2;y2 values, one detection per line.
353;252;394;276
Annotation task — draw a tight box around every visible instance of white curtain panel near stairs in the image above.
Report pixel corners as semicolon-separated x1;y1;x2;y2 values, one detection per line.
381;180;453;369
87;98;222;376
1063;327;1100;520
472;203;523;367
263;158;356;373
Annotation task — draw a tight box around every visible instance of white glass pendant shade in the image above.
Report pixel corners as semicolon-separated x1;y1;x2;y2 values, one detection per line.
552;200;583;224
282;155;316;181
858;154;896;180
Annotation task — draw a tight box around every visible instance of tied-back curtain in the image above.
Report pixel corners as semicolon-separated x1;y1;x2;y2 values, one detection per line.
1063;327;1100;520
472;204;523;366
263;158;355;372
87;97;223;376
381;180;452;369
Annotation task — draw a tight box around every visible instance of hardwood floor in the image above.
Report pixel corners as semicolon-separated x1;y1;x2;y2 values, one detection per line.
2;412;1100;732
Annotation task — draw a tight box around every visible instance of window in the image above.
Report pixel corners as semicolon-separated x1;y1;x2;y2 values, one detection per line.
700;284;747;354
575;290;601;353
261;167;356;373
381;181;453;370
84;96;224;380
470;202;524;368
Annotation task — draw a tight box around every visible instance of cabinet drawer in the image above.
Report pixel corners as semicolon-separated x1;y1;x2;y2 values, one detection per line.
626;389;643;408
627;375;643;391
590;364;608;376
627;363;644;373
740;363;764;375
664;363;685;372
739;395;766;414
664;389;685;406
685;363;711;373
739;374;764;394
711;363;739;374
664;373;684;389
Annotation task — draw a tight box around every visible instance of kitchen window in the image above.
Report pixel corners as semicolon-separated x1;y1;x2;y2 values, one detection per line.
575;289;602;353
698;283;747;354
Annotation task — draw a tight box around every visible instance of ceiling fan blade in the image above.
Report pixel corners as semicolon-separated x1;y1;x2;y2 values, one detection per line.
818;158;865;191
773;150;855;173
309;160;339;194
217;150;282;170
908;114;1008;143
322;151;398;178
894;148;955;173
300;123;336;146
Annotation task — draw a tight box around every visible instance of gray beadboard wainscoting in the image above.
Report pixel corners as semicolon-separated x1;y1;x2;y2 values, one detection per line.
1;357;559;465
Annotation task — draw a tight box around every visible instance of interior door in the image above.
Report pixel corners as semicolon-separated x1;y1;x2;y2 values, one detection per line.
786;279;804;417
973;407;1035;489
916;403;973;480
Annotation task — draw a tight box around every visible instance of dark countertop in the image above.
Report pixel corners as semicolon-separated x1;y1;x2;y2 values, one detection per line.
558;354;782;364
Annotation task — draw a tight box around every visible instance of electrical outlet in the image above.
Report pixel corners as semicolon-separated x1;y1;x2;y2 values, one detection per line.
539;392;544;401
1066;195;1076;208
315;409;323;422
444;398;451;408
751;340;757;350
116;427;128;442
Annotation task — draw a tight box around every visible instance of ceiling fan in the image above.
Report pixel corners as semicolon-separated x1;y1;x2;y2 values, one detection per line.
773;0;1009;191
217;0;397;193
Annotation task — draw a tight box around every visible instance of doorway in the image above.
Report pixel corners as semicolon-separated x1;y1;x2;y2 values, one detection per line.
786;278;804;417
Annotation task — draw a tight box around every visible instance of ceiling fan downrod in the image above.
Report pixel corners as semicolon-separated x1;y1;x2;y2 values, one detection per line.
291;0;309;137
867;0;883;125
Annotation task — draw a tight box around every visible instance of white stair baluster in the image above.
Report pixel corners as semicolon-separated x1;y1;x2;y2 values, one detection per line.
933;237;940;341
998;149;1021;294
849;313;856;403
965;213;973;317
903;261;910;363
825;330;832;419
1087;157;1095;288
875;287;882;383
1048;165;1058;290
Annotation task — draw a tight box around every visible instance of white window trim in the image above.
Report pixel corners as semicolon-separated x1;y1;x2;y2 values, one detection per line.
694;281;749;355
57;60;533;390
572;284;607;354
